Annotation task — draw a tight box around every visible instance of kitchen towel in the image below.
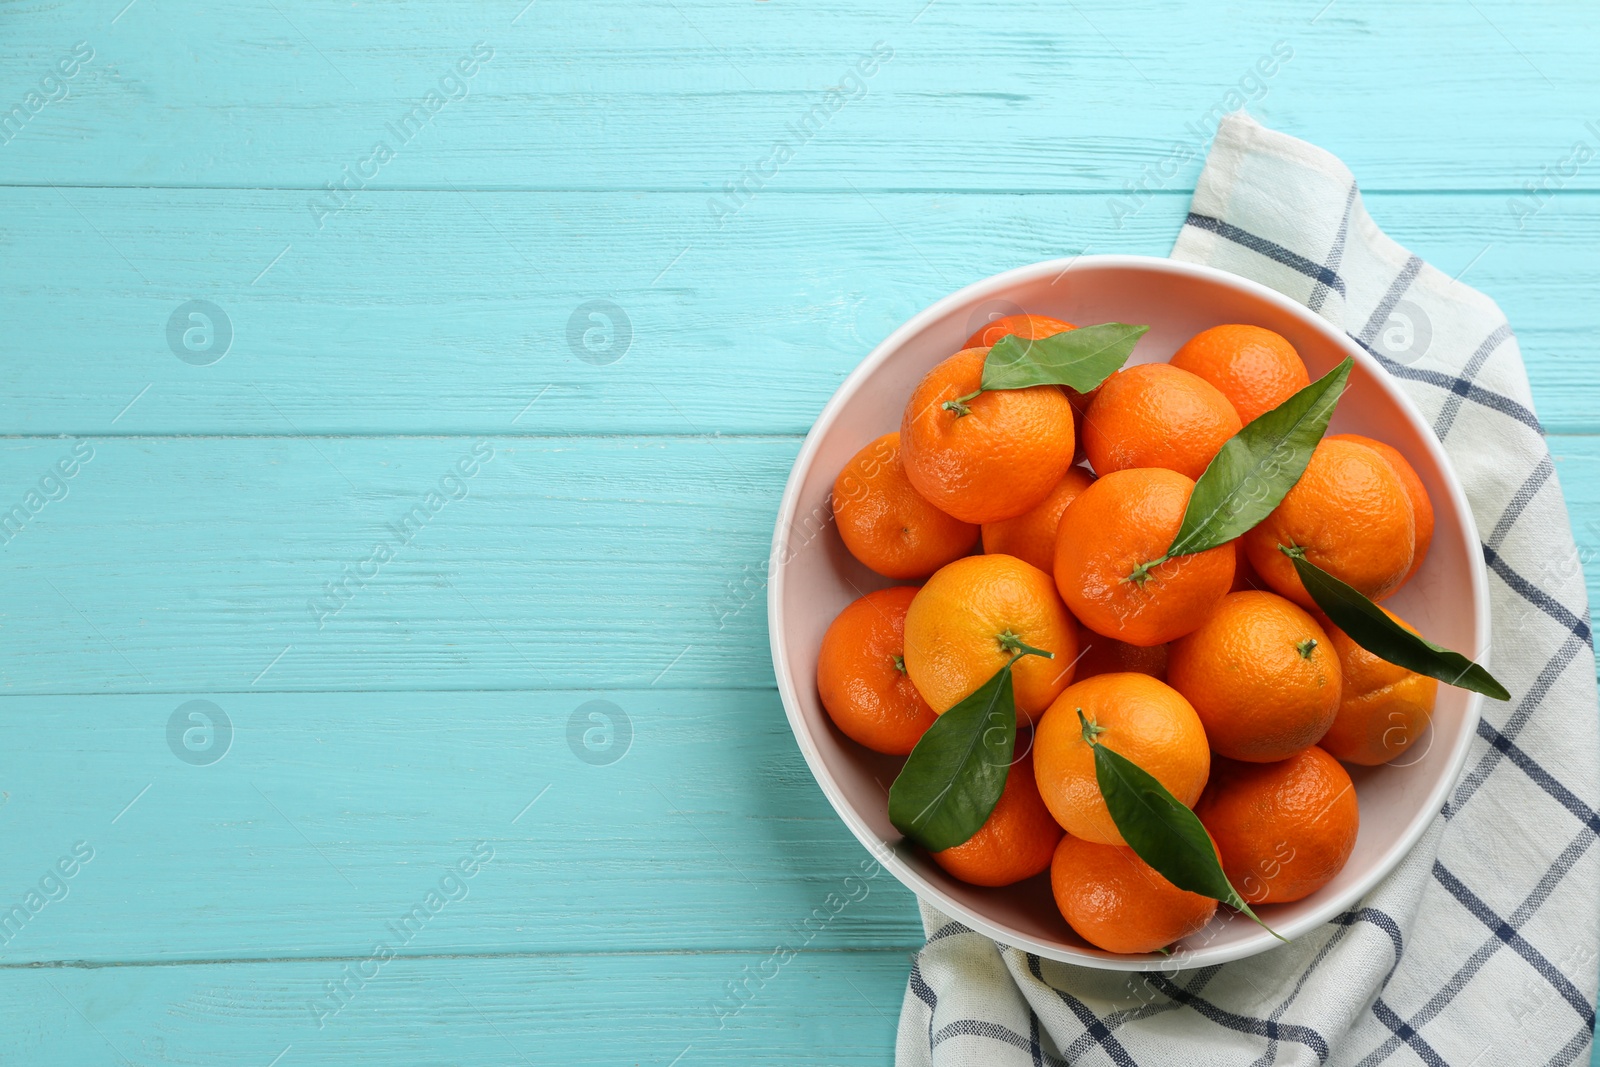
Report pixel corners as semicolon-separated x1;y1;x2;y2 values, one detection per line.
896;112;1600;1066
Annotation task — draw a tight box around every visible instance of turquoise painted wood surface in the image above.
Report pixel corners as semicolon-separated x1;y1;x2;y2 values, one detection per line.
0;1;1595;1063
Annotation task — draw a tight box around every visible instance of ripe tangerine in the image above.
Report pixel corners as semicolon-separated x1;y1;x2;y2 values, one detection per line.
817;586;939;755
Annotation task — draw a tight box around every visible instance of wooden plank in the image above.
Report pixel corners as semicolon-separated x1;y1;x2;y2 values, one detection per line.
1552;437;1600;589
0;435;796;694
0;688;922;963
2;190;1597;436
0;0;1595;191
0;949;910;1064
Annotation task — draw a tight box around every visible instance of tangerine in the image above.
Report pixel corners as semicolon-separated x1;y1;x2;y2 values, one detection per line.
1074;635;1169;683
1327;434;1434;586
963;314;1094;462
1033;672;1210;846
1050;835;1218;954
1319;608;1439;766
981;467;1095;574
1169;324;1311;424
1230;549;1266;593
1053;467;1236;646
1082;363;1242;481
932;751;1063;886
1195;747;1358;905
832;432;978;579
1243;438;1415;609
963;312;1077;350
901;348;1077;524
903;554;1079;727
1168;591;1342;762
816;586;939;755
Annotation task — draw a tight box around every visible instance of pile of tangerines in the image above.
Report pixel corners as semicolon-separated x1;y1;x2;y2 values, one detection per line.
817;314;1440;954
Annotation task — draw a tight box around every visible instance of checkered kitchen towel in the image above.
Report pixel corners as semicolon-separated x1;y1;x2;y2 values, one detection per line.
896;113;1600;1066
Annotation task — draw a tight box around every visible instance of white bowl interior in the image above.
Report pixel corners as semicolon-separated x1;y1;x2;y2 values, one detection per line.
769;256;1487;969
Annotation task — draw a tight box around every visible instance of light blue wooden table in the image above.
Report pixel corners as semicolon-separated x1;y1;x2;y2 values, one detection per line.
1;1;1596;1063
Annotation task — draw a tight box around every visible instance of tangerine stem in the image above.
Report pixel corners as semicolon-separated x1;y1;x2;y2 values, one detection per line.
1076;708;1106;744
1125;555;1165;585
998;630;1053;661
941;389;983;417
892;654;906;674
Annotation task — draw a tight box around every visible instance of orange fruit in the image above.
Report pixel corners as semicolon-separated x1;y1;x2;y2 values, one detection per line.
1169;324;1311;424
1168;591;1342;763
963;315;1094;462
1318;608;1439;765
904;554;1078;727
1074;635;1169;683
816;587;939;755
932;751;1063;886
832;432;979;579
1327;434;1434;586
1033;673;1210;845
901;348;1077;524
1082;363;1242;481
1053;467;1236;646
1243;438;1415;610
1050;835;1218;954
1195;747;1358;905
1230;549;1266;593
963;312;1077;350
980;467;1095;574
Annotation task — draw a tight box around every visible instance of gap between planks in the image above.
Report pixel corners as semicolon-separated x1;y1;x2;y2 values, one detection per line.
0;945;923;972
3;185;1600;197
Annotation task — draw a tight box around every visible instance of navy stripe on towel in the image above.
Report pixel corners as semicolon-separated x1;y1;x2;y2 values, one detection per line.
1146;973;1331;1063
1483;543;1593;646
1184;213;1347;296
1432;861;1596;1026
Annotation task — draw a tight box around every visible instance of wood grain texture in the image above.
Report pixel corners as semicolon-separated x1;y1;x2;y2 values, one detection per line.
0;0;1596;191
0;689;922;964
0;435;796;693
1;190;1598;435
5;433;1600;697
0;950;911;1065
3;0;1599;1062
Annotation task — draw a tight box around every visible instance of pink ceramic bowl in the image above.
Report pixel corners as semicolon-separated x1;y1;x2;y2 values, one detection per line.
769;255;1490;969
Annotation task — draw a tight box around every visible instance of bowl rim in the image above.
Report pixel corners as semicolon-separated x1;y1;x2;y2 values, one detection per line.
767;253;1490;970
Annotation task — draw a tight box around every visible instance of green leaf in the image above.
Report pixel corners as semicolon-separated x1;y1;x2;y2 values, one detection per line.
980;323;1149;393
888;665;1017;851
1286;550;1511;700
1082;711;1281;939
1156;356;1354;567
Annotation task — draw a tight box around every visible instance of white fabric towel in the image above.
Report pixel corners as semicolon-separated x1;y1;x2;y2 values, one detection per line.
896;113;1600;1067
